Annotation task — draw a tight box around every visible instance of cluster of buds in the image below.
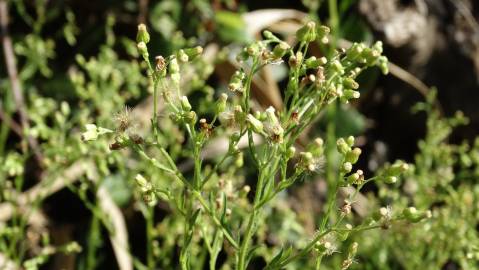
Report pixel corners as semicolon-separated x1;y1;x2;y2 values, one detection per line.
169;95;198;126
295;22;330;44
229;71;246;93
135;174;157;206
336;136;363;184
378;160;410;184
343;41;389;75
236;41;267;62
297;151;324;173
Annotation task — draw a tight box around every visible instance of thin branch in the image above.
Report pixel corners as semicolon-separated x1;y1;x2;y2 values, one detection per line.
0;104;23;136
0;0;43;165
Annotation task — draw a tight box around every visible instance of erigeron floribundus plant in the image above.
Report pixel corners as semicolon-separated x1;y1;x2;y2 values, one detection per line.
82;22;430;269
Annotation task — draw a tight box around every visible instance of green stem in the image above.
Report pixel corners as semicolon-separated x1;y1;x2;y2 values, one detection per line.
193;191;239;249
146;206;155;269
236;169;265;270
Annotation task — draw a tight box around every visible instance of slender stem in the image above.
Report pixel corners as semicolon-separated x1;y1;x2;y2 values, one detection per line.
237;168;265;270
146;206;155;269
278;229;332;267
193;191;239;249
315;254;324;270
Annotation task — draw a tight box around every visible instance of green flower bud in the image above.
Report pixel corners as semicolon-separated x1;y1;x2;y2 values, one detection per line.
296;21;317;43
317;25;330;38
384;176;397;184
341;89;360;103
385;161;409;177
180;96;192;111
331;60;345;75
234;105;245;124
347;169;364;185
305;56;319;69
347;172;359;185
215;93;228;114
169;57;180;86
337;138;350;155
346;136;355;147
300;151;314;162
184;111;197;125
246;114;264;134
346;43;364;59
272;42;290;59
137;42;148;57
343;78;359;89
183;46;203;60
345;148;361;164
286;146;296;159
262;30;276;40
177;49;189;63
341;162;353;174
402;207;431;223
235;152;244;167
378;56;389;75
81;124;113;141
136;24;150;44
246;42;262;57
372;41;384;54
135;174;152;193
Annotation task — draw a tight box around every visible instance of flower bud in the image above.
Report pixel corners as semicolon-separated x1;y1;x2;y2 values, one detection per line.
135;174;152;193
345;147;361;164
341;162;353;174
286;146;296;159
177;49;189;63
246;114;264;134
137;42;148;57
246;42;262;57
384;176;397;184
341;89;360;103
81;124;113;141
215;93;228;114
336;138;350;155
169;57;180;86
184;111;197;125
331;60;344;75
346;136;355;146
317;25;330;38
402;207;431;223
343;78;359;89
136;24;150;44
296;21;317;42
272;42;290;59
385;161;409;177
180;96;192;111
378;56;389;75
183;46;203;60
262;30;275;40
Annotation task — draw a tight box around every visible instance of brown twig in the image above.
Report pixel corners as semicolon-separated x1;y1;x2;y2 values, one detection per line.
0;104;23;137
0;0;43;165
137;0;149;24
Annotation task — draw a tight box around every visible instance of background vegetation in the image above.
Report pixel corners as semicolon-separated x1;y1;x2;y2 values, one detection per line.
0;0;478;269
